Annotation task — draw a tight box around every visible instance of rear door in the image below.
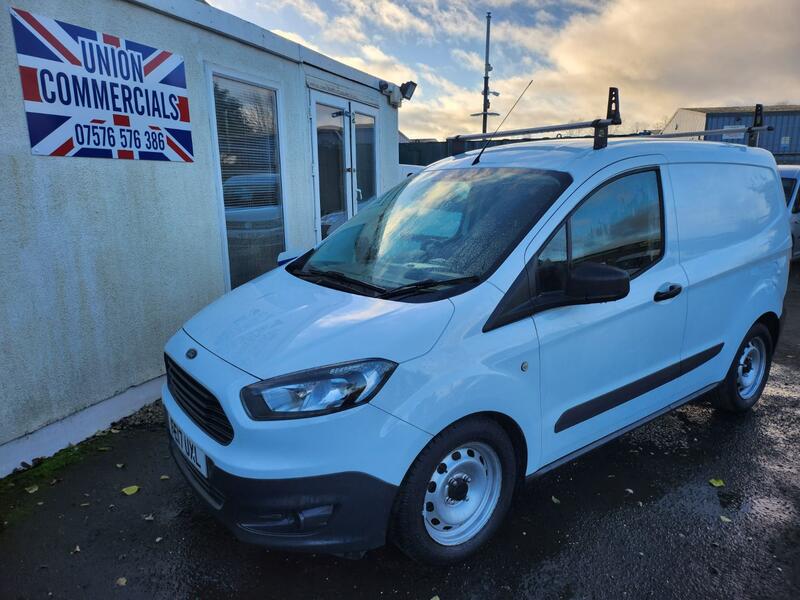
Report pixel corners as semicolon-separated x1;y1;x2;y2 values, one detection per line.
531;158;689;465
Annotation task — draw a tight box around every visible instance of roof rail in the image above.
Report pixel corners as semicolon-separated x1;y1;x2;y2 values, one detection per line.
452;87;622;150
646;104;772;146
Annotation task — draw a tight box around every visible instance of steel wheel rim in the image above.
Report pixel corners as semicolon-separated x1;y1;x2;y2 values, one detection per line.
422;441;502;546
737;337;766;400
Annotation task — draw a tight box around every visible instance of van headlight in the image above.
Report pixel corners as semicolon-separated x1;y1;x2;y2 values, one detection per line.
240;359;397;419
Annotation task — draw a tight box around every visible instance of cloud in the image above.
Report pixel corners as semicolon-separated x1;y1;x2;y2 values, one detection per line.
330;45;418;86
450;48;485;74
343;0;433;37
403;0;800;138
272;0;327;27
321;15;369;44
208;0;800;141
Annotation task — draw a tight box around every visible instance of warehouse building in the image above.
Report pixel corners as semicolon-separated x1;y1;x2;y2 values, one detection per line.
662;105;800;164
0;0;413;475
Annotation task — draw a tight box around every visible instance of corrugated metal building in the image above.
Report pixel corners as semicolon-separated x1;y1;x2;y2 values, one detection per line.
662;105;800;164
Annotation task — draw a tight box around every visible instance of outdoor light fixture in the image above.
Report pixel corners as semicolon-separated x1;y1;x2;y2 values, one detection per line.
400;81;417;100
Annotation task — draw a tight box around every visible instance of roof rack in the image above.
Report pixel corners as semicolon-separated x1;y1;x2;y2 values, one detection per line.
643;103;772;147
450;95;773;151
452;87;622;150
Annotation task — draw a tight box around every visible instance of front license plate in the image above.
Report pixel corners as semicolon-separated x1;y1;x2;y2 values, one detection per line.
169;415;208;478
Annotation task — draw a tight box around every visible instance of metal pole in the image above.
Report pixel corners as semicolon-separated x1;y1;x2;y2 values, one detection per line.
481;12;492;134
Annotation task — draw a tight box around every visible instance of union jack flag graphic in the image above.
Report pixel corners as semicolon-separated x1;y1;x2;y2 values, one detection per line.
10;7;194;161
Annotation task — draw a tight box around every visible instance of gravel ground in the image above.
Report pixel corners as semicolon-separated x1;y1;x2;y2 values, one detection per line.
0;269;798;600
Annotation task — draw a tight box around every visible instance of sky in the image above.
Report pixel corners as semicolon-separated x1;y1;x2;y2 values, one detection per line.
207;0;800;140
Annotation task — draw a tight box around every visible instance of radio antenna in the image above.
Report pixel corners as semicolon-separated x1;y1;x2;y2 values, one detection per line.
472;79;533;166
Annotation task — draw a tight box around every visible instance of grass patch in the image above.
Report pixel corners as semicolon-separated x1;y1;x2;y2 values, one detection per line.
0;434;110;529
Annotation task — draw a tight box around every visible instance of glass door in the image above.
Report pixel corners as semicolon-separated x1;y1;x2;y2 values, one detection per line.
311;92;378;240
351;104;378;212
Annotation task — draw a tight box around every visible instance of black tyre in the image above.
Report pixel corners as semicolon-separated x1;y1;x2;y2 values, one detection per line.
711;322;773;412
390;416;517;565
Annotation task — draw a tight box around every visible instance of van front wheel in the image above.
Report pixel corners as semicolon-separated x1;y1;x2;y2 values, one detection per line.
390;417;516;565
711;322;773;412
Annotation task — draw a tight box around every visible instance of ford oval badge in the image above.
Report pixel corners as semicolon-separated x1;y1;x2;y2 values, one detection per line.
185;348;197;359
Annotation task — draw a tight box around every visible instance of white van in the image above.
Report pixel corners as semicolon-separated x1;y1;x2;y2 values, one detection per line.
778;165;800;259
164;139;790;564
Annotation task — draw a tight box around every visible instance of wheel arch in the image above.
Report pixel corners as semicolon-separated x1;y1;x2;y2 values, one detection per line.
755;311;780;349
430;411;529;485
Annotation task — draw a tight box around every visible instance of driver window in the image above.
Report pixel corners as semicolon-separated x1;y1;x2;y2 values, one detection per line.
571;170;662;276
535;224;567;294
533;169;663;297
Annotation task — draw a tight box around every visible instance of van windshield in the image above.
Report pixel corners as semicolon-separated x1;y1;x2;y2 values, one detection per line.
289;167;572;300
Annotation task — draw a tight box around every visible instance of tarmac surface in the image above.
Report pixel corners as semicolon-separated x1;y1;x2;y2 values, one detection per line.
1;269;799;599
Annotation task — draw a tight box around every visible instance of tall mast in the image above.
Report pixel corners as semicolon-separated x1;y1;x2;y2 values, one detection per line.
481;11;492;134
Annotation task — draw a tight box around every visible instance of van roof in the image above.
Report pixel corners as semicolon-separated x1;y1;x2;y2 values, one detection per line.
429;138;777;177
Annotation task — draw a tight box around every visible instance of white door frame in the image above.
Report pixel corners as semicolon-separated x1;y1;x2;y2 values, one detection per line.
349;100;380;216
310;90;353;243
205;63;290;291
309;90;380;242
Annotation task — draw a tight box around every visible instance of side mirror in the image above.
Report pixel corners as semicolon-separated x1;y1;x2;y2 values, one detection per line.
566;262;629;303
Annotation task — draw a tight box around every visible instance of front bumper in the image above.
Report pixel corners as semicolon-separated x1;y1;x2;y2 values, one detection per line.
163;328;432;553
170;436;398;553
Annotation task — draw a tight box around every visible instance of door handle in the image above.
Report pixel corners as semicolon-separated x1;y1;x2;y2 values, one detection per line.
654;283;682;302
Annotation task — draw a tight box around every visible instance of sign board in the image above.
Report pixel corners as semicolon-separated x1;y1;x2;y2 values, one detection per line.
721;125;745;141
9;7;193;161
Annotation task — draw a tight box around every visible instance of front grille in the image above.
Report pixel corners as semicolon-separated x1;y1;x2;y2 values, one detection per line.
165;354;234;445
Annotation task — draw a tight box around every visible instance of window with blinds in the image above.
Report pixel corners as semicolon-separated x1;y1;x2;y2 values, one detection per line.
213;75;286;287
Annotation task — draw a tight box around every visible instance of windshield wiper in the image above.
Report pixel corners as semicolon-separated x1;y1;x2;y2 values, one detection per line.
301;267;387;295
380;276;481;299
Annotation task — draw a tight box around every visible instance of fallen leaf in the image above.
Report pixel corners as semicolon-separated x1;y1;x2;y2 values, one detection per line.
624;488;634;494
72;545;80;554
143;513;154;521
551;496;561;504
25;485;39;494
37;501;44;506
430;596;440;600
116;577;127;587
79;502;90;507
720;515;732;523
709;478;725;488
155;537;163;543
116;463;124;469
121;485;139;496
159;475;170;481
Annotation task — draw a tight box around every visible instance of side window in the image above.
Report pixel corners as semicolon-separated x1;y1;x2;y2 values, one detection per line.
533;169;663;297
571;170;663;275
535;224;567;294
782;178;795;206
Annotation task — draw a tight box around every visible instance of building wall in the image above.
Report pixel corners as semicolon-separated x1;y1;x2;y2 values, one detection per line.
0;0;398;446
660;108;707;140
704;111;800;164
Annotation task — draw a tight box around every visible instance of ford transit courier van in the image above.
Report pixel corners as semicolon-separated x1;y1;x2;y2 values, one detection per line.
778;165;800;260
164;139;791;564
